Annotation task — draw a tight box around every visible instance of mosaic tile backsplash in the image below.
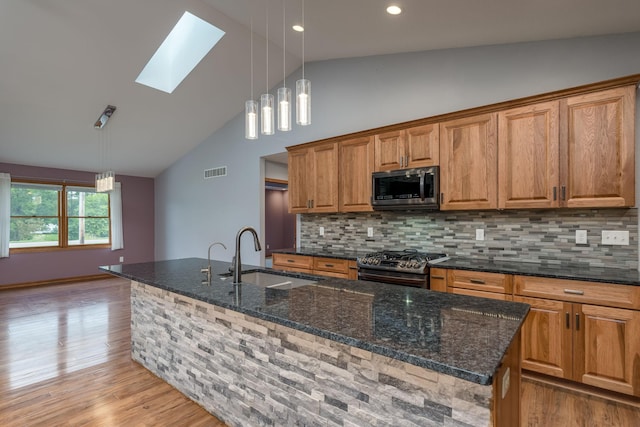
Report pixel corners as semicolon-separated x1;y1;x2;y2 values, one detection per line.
300;209;639;270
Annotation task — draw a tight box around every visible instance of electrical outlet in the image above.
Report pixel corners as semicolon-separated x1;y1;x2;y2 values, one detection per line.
601;230;629;245
575;230;587;245
475;229;485;241
119;256;124;263
319;226;324;236
367;227;374;237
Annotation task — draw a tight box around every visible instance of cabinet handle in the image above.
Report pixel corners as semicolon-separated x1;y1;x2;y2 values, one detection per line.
566;312;570;329
399;156;404;168
405;156;409;166
287;259;295;263
563;289;584;295
324;263;334;268
575;313;580;331
431;275;445;280
310;200;314;209
553;187;557;201
470;279;486;285
440;193;444;204
561;186;566;201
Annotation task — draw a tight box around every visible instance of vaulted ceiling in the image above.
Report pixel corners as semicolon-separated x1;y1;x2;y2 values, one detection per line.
2;0;639;177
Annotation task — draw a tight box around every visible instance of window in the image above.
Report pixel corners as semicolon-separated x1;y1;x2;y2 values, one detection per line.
10;181;110;251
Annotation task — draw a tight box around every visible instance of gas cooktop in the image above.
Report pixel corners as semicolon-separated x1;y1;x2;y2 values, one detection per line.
357;249;448;273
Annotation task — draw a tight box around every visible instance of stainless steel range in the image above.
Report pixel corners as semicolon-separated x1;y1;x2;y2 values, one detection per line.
357;249;448;288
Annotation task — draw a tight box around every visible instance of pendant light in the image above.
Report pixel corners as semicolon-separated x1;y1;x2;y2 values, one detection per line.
261;3;274;135
245;13;258;140
296;0;310;126
94;105;116;193
277;0;291;131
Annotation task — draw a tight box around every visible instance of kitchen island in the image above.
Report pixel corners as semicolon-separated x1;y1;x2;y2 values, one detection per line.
101;258;529;427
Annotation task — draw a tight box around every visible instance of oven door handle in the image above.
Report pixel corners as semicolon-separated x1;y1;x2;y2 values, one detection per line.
358;270;427;287
419;171;426;201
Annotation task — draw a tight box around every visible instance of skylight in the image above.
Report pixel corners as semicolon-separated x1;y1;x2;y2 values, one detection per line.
135;11;225;94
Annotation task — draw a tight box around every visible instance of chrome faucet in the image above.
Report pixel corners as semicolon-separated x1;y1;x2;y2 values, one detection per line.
233;226;262;283
201;242;227;284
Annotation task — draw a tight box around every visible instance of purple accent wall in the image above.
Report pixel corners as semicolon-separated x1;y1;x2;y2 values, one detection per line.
264;189;295;257
0;163;154;286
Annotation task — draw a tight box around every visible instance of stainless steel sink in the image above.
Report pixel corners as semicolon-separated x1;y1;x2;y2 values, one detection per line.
220;271;316;289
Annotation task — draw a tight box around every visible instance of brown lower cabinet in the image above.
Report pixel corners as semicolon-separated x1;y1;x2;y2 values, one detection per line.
272;253;357;280
514;275;640;397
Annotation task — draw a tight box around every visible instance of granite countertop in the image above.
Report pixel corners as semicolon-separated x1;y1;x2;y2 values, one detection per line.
271;248;367;260
101;258;529;386
273;248;640;286
430;257;640;286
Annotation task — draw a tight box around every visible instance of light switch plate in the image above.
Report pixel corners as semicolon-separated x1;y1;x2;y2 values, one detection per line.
602;230;629;245
476;229;485;241
119;256;124;263
575;230;587;244
367;227;374;237
319;226;325;236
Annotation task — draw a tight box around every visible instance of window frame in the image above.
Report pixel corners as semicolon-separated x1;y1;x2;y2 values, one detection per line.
9;179;111;253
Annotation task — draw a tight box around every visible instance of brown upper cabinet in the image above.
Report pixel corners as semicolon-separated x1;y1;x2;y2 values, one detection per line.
498;101;560;209
499;86;636;209
562;86;636;208
439;113;498;210
374;124;439;171
288;142;339;213
339;136;375;212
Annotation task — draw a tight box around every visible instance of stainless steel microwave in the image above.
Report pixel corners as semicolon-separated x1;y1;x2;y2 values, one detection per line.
371;166;439;210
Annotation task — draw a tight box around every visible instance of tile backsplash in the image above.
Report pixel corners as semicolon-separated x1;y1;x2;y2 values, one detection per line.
300;209;639;270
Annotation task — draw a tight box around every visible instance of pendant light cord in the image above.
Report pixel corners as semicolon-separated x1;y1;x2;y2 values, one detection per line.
301;0;305;79
265;1;269;93
250;12;254;100
282;0;286;87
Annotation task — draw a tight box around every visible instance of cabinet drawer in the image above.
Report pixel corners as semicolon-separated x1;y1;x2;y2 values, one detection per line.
452;287;512;301
449;270;512;294
514;275;640;309
430;268;448;293
272;253;313;271
313;257;350;275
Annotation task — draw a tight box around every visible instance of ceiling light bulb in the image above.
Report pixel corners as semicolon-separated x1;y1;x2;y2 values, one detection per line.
386;5;402;15
292;25;304;32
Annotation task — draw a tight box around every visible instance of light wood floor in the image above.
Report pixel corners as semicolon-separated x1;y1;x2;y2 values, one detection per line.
1;278;638;426
0;278;225;426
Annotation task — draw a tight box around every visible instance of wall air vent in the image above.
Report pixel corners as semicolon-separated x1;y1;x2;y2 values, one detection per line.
204;166;227;179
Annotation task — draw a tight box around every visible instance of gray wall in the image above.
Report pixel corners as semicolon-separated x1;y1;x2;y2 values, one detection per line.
155;32;640;266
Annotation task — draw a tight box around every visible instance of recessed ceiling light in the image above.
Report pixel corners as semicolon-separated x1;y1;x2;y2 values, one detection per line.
135;11;225;94
292;24;304;32
386;5;402;15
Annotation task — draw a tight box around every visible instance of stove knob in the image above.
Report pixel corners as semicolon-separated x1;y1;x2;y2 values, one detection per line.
412;261;419;268
399;261;406;268
374;258;380;265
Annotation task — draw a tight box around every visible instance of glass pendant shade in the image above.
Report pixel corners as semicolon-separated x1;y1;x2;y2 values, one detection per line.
245;100;258;139
277;87;292;131
296;78;311;126
260;93;274;135
95;171;115;193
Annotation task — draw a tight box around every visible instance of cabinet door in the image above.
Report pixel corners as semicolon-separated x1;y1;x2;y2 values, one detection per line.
562;85;635;208
339;136;374;212
288;148;311;213
498;101;560;209
514;296;573;379
374;130;405;171
405;124;439;168
440;113;498;210
310;142;339;213
577;304;640;396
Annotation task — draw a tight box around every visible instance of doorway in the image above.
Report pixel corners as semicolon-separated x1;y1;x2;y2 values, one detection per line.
263;155;296;267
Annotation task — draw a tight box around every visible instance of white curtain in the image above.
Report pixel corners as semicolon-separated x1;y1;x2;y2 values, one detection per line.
0;173;10;258
110;182;124;250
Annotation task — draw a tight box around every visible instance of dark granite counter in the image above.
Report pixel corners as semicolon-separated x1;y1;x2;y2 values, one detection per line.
430;257;640;286
271;247;367;260
273;248;640;286
101;258;528;385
